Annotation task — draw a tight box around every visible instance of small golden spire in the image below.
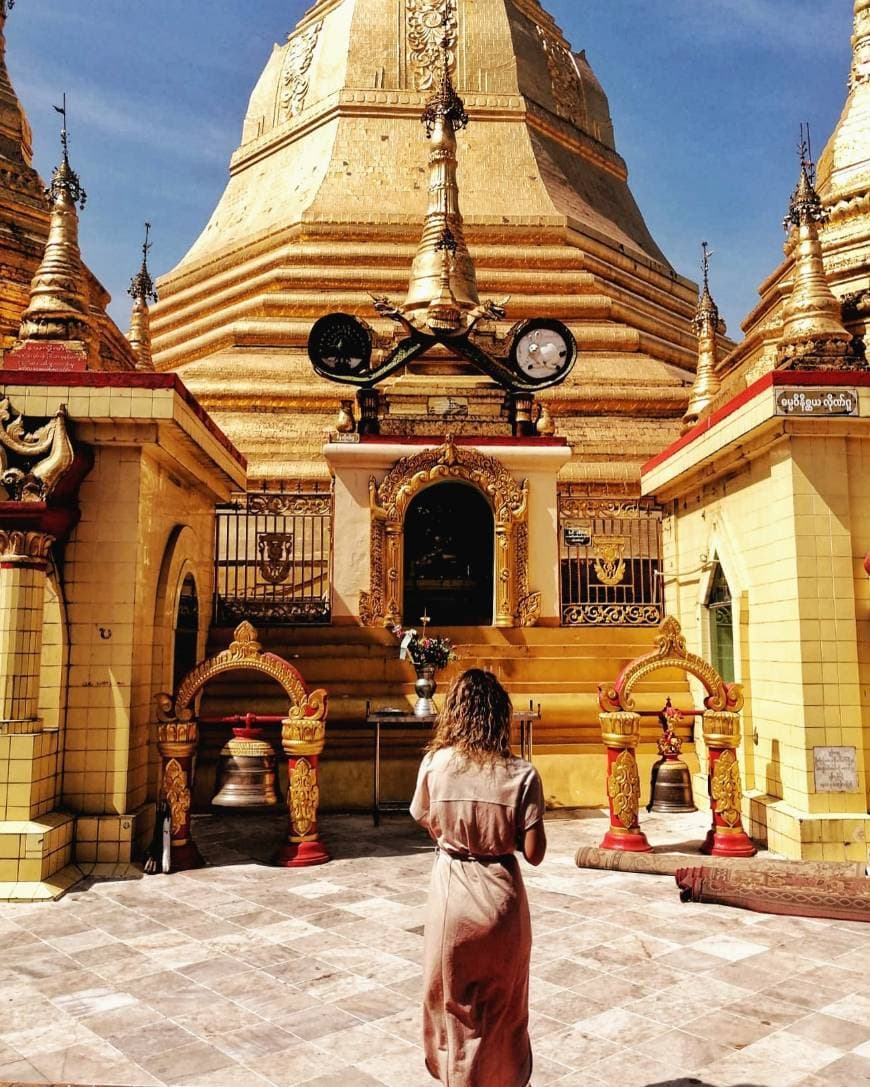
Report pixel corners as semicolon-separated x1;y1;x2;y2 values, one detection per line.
404;1;480;328
682;242;723;432
17;95;93;356
777;129;857;370
127;222;158;371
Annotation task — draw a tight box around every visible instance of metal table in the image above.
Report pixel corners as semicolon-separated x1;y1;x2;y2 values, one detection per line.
365;702;541;825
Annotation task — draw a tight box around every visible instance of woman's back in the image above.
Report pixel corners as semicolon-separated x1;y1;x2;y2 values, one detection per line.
413;746;542;857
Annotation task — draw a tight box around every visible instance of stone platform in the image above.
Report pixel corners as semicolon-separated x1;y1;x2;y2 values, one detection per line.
0;809;869;1087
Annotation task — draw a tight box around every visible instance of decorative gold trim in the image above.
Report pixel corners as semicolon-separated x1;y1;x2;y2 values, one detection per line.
710;749;742;827
163;758;190;839
607;750;641;830
363;438;537;628
0;400;74;502
0;529;53;563
591;536;626;587
289;757;319;838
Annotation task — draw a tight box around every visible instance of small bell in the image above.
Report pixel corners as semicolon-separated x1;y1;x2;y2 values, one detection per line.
648;700;697;814
212;728;279;808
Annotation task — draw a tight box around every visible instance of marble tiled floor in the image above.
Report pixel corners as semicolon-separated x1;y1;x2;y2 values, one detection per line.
1;809;870;1087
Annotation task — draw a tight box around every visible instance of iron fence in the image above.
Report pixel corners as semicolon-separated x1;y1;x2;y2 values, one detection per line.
558;494;663;626
214;489;332;626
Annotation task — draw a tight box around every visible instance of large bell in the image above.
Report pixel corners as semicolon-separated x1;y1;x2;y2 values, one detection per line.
212;729;279;808
649;756;697;813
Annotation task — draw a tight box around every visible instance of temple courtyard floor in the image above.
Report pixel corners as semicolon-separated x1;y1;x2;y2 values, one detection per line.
1;809;869;1087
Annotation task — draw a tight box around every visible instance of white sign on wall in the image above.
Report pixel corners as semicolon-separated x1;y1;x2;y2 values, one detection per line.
813;746;859;793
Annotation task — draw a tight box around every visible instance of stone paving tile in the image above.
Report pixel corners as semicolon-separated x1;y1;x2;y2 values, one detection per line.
1;807;869;1087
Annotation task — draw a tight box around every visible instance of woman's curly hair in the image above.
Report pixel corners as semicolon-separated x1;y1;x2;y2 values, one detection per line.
428;668;513;763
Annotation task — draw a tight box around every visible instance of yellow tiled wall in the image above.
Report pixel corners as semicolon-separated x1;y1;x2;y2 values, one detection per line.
662;433;870;860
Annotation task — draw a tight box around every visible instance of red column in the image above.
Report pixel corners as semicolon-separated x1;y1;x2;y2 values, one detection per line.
701;713;756;858
275;716;330;868
157;723;204;872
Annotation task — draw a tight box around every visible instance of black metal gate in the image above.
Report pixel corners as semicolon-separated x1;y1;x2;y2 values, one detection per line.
214;489;332;626
559;493;663;626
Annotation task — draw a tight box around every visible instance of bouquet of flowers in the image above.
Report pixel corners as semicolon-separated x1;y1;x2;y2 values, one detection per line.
393;625;455;670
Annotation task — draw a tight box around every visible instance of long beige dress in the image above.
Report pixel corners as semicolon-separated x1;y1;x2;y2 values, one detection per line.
410;747;545;1087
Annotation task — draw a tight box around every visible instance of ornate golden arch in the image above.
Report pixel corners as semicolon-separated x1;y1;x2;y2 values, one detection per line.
599;615;743;716
157;621;327;735
358;438;540;628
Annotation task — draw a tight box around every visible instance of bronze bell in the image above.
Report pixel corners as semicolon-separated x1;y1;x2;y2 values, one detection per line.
212;729;279;808
649;756;697;813
648;698;697;814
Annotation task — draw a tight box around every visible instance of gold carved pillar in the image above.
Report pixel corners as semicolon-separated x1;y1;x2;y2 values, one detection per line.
384;521;402;627
599;711;651;852
0;529;53;735
701;710;756;857
155;721;204;872
495;523;513;628
276;706;330;867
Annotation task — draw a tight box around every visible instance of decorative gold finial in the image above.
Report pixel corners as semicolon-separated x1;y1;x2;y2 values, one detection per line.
127;222;158;371
682;241;723;432
16;95;93;358
404;0;480;326
777;128;858;371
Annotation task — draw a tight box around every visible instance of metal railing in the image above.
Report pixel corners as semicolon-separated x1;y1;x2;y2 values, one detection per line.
213;488;332;626
558;493;663;627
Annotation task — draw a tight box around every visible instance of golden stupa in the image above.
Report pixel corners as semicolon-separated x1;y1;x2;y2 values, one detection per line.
152;0;708;485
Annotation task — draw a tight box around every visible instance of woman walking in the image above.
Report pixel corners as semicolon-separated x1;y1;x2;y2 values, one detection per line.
410;669;547;1087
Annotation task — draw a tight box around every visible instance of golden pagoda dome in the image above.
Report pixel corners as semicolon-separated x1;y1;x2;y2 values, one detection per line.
152;0;701;483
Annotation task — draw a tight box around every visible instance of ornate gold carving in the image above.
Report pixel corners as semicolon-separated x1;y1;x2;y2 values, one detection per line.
558;497;642;521
156;720;198;746
163;758;191;837
564;604;661;627
289;757;319;838
279;20;323;121
363;439;537;628
257;532;294;584
592;536;626;587
0;529;53;563
599;711;641;750
248;493;331;517
407;0;457;92
281;716;326;757
711;749;742;828
702;710;742;750
607;750;641;830
0;400;74;502
535;26;586;128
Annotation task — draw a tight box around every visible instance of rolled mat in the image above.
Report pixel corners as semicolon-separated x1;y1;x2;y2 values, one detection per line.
574;845;866;879
674;865;870;922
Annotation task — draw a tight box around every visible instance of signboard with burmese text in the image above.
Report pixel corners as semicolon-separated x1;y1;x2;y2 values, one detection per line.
775;388;858;417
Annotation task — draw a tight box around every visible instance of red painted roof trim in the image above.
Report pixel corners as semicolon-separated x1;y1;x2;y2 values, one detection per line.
642;371;870;477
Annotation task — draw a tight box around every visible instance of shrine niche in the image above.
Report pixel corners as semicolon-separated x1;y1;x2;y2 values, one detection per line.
598;616;756;857
153;621;329;871
359;438;540;629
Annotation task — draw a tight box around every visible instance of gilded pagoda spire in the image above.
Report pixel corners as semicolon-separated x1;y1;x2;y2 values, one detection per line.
682;242;723;432
127;222;157;371
17;96;93;356
404;2;480;330
0;0;30;164
777;134;857;370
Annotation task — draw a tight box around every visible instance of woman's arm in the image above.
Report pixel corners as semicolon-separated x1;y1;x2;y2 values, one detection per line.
522;821;547;866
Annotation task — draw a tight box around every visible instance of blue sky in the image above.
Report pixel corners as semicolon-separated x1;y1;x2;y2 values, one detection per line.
5;1;853;339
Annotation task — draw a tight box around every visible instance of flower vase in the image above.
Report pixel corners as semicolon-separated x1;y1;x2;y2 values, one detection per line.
413;664;437;717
